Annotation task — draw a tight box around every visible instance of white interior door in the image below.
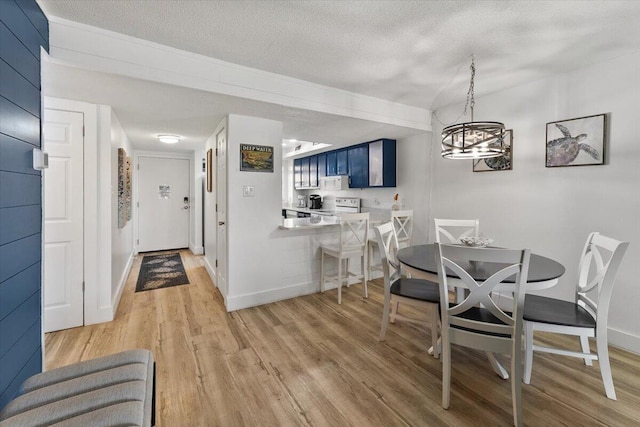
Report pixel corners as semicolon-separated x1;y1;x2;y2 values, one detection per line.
137;156;190;252
216;129;227;296
43;109;84;332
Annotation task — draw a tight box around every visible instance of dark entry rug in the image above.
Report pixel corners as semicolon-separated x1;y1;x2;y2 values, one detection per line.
135;253;190;292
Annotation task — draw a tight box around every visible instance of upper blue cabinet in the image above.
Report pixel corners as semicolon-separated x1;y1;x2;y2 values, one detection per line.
348;143;369;188
368;139;396;187
293;138;396;189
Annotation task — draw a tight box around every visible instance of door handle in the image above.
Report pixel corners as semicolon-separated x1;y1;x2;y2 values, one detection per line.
218;221;225;226
183;206;190;210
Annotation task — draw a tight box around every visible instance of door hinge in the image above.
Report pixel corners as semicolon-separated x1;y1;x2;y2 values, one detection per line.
137;239;139;245
215;259;218;268
82;281;85;292
215;203;218;212
82;126;85;137
215;148;218;156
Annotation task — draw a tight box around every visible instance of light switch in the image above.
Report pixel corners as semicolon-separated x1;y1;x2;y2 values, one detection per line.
242;185;255;197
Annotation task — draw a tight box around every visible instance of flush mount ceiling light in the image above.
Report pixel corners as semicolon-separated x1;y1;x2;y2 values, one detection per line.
440;56;505;160
158;135;181;144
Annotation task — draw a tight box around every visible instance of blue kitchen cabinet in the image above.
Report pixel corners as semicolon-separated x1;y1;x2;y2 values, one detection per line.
301;157;311;188
336;149;348;176
348;143;369;188
293;158;303;189
326;151;337;176
317;153;327;179
309;155;318;188
368;139;396;187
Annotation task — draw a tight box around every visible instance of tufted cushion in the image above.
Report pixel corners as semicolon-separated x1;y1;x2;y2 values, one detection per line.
0;349;154;427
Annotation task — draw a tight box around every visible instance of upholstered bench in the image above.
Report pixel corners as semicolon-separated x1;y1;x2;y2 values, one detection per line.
0;349;155;427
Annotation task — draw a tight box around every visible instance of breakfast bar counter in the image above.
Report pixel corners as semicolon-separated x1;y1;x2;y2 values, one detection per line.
280;216;341;230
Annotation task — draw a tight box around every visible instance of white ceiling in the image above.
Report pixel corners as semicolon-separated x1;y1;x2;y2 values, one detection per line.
39;0;640;151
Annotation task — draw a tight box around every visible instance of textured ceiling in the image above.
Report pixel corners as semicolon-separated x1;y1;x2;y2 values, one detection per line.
38;0;640;150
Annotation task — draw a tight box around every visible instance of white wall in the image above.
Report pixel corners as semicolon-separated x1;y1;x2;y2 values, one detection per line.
189;150;205;255
226;115;283;309
110;110;134;309
429;52;640;353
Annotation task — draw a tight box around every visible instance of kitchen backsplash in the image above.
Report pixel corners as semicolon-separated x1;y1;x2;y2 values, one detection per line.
294;189;407;213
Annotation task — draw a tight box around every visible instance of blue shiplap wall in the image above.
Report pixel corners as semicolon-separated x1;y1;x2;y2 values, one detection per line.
0;0;48;409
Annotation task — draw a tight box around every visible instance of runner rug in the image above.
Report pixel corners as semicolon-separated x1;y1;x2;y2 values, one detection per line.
135;252;190;292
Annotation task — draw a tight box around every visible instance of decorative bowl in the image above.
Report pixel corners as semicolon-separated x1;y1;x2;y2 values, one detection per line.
460;236;494;248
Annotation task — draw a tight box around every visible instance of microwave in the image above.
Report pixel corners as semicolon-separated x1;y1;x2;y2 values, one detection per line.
319;175;349;191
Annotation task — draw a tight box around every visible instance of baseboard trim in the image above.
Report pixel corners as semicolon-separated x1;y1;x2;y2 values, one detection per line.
609;327;640;355
112;251;135;318
226;281;318;312
189;244;203;255
203;257;216;286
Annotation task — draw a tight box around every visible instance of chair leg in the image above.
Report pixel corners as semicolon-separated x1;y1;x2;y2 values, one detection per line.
379;292;391;341
580;335;593;366
511;338;523;427
442;337;451;409
320;251;325;293
361;255;368;298
390;300;399;323
368;242;374;281
430;305;440;358
523;321;534;384
345;259;350;288
337;257;344;304
596;333;617;400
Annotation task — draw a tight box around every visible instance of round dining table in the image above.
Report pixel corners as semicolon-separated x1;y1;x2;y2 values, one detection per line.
396;243;566;379
397;243;566;291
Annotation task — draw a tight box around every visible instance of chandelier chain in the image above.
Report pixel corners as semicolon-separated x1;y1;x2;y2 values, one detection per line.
432;55;476;127
464;57;475;121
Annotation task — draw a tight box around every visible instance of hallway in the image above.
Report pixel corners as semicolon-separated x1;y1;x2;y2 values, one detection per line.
45;251;640;426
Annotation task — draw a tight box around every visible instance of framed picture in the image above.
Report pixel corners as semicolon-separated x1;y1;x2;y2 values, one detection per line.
240;144;274;172
206;148;213;192
473;129;513;172
546;114;606;167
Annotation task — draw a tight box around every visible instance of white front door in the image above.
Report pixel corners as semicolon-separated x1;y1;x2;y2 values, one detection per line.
43;109;84;332
216;129;227;296
137;156;190;252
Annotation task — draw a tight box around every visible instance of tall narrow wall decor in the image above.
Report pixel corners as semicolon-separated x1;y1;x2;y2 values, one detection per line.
118;148;132;228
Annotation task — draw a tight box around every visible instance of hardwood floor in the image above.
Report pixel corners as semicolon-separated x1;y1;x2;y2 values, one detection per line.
45;250;640;426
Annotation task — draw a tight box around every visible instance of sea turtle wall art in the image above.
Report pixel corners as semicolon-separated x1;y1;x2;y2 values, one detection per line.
473;129;513;172
545;114;606;167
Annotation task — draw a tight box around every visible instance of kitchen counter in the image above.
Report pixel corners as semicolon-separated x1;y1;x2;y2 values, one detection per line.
280;216;341;230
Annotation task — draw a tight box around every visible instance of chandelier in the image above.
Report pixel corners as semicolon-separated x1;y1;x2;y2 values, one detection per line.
440;57;506;159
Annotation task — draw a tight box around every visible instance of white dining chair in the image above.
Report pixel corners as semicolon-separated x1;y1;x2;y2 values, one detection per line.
434;218;479;244
368;210;414;279
435;243;531;427
523;232;629;400
374;222;440;357
320;212;369;304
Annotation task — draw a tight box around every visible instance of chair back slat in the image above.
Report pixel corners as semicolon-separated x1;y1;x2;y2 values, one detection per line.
374;222;400;291
575;232;629;328
392;210;413;248
434;218;479;244
436;244;531;339
340;213;369;253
